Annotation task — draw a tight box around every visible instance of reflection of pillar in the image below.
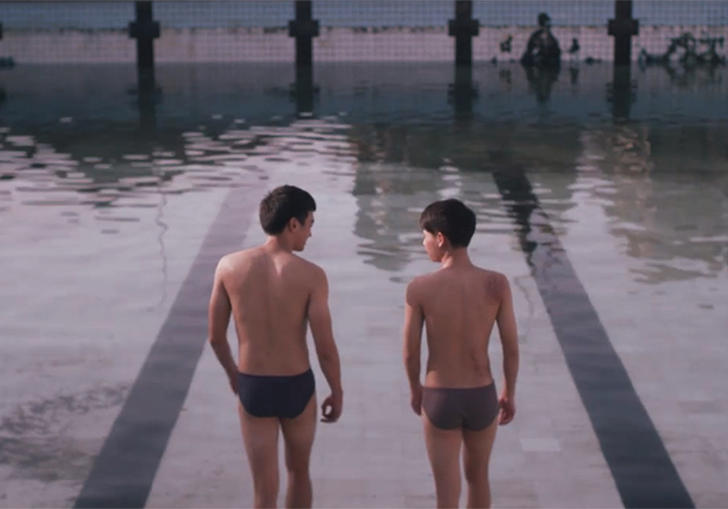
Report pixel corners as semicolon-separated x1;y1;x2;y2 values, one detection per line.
608;1;638;66
289;1;319;68
292;66;315;116
449;66;477;120
0;22;11;69
609;65;634;120
1;23;7;99
448;1;479;66
129;2;160;72
137;70;158;131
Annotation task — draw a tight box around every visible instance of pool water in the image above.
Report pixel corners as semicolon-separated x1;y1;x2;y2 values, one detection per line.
1;62;726;507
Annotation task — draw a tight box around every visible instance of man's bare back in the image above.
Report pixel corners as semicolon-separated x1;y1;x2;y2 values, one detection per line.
218;244;325;376
208;185;342;508
409;266;509;388
403;198;518;508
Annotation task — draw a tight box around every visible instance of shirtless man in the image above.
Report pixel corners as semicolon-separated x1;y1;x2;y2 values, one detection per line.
208;185;343;508
403;199;519;508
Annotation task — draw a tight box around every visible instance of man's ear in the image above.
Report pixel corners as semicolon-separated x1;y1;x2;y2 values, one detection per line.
287;217;300;232
436;232;446;248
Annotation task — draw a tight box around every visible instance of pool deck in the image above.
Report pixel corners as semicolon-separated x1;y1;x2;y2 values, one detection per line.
79;182;626;509
2;154;727;508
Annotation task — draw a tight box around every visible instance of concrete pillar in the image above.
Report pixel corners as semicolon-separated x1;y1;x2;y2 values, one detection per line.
0;22;15;68
0;20;4;103
448;1;479;66
608;0;639;66
129;1;160;71
288;1;319;67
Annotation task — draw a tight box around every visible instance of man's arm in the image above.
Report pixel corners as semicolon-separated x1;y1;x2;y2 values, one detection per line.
207;258;238;394
496;274;519;424
403;280;424;415
308;267;343;423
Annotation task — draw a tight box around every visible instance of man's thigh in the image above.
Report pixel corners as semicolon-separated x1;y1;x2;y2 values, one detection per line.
280;395;317;471
238;403;280;475
461;418;498;470
422;414;463;474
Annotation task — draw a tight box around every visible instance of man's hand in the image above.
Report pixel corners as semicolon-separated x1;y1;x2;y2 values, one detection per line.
410;384;423;416
498;391;515;425
321;391;343;423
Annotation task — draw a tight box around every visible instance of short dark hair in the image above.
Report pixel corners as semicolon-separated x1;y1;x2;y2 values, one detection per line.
419;198;476;248
259;185;316;235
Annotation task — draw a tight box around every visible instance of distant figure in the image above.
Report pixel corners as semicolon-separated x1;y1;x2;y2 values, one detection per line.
403;199;519;508
568;38;580;81
521;12;561;68
500;35;513;53
208;185;343;508
568;38;580;57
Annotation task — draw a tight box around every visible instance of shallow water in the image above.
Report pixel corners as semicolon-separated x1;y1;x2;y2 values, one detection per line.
1;62;727;506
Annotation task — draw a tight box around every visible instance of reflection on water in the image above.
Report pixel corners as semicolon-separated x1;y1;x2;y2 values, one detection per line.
349;123;453;272
577;126;727;283
0;62;726;286
347;119;726;283
523;64;561;104
0;61;725;508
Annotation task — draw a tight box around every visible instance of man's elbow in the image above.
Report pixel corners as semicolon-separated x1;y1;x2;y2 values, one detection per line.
208;334;226;347
316;344;339;365
403;350;419;367
503;342;519;361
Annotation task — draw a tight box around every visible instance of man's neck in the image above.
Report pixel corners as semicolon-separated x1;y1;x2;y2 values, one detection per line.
440;248;471;269
264;235;294;253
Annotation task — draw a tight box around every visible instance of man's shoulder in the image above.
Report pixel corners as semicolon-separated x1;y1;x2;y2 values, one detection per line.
217;247;262;271
474;267;509;294
407;272;433;286
290;254;326;282
406;272;438;296
474;266;505;279
289;253;320;271
221;246;259;262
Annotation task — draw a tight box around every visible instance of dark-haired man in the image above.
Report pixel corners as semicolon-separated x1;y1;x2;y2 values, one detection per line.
208;185;343;508
403;198;519;508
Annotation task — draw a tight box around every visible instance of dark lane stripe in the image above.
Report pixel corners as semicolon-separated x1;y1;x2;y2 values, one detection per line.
493;170;694;508
75;185;260;508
